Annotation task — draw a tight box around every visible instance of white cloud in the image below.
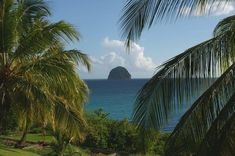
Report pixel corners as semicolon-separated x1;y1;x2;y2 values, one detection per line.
92;52;125;67
181;1;235;16
102;37;156;71
82;38;157;78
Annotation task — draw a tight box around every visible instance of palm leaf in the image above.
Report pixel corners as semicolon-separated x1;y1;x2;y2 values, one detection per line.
0;0;90;145
214;15;235;37
0;0;50;55
14;20;80;59
17;0;50;20
0;0;17;54
132;30;235;129
196;92;235;155
52;96;87;141
120;0;232;46
213;113;235;156
165;63;235;155
64;50;91;71
197;112;235;156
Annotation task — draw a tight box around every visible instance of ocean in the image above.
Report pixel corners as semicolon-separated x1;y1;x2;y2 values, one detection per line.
85;79;189;132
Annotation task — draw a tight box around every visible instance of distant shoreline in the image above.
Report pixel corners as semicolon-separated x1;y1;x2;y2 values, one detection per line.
83;77;218;81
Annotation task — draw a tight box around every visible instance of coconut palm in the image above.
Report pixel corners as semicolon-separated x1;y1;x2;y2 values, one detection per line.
120;0;235;155
0;0;90;150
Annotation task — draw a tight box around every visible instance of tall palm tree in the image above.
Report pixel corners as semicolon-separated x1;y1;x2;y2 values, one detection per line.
120;0;235;155
0;0;90;149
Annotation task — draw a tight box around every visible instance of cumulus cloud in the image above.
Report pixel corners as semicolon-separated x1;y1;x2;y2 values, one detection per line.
102;37;156;71
181;1;234;16
90;52;125;67
84;38;157;78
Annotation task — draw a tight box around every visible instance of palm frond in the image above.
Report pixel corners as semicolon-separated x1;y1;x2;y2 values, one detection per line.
196;92;235;155
0;0;17;54
11;75;53;107
14;48;90;91
52;96;87;141
213;113;235;156
196;112;235;156
120;0;232;46
17;0;50;20
64;50;91;71
214;15;235;37
45;20;80;43
132;30;235;129
165;63;235;155
0;0;50;54
0;0;89;142
14;20;80;60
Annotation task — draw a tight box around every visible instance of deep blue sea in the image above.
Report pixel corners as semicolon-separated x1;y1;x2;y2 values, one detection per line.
85;79;188;132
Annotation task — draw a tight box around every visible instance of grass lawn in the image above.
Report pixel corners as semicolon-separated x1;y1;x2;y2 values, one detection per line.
0;133;53;143
0;133;90;156
0;144;40;156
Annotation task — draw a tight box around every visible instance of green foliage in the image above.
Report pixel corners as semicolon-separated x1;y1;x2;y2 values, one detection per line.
83;109;110;149
153;133;170;155
0;1;90;155
82;109;168;155
120;0;235;154
108;120;140;152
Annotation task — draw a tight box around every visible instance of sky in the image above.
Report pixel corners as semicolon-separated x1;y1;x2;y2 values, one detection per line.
50;0;235;79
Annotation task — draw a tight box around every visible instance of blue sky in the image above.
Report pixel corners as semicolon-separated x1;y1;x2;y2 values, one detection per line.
50;0;235;79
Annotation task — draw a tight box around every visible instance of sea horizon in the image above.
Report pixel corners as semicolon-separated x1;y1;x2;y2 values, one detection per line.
84;79;189;132
83;78;150;81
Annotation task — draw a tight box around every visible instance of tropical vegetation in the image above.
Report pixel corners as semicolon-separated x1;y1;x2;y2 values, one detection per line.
0;0;90;155
0;109;168;155
82;109;169;155
120;0;235;155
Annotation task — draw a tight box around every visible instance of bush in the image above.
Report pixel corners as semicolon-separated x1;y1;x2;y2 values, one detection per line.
107;119;145;153
82;109;169;155
152;133;170;155
82;109;110;149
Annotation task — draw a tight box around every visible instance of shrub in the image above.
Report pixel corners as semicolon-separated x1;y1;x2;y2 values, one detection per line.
82;109;169;155
108;119;141;153
153;133;170;155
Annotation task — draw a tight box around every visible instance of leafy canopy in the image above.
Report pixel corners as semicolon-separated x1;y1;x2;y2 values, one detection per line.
0;0;90;142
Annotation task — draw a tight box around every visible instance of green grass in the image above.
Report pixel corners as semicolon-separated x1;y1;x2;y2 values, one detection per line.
0;133;90;156
1;133;53;143
24;144;90;156
0;144;40;156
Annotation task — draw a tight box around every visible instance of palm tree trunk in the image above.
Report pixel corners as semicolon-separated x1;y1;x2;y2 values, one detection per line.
15;120;30;148
54;132;69;156
58;144;66;156
18;128;27;145
56;139;68;156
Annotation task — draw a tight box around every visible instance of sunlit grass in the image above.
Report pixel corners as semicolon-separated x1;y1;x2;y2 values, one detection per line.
0;133;90;156
0;133;53;143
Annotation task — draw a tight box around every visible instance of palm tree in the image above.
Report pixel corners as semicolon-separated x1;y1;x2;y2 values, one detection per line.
0;0;90;150
120;0;235;155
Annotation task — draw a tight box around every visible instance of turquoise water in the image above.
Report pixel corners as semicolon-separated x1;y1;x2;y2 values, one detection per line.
85;79;188;132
